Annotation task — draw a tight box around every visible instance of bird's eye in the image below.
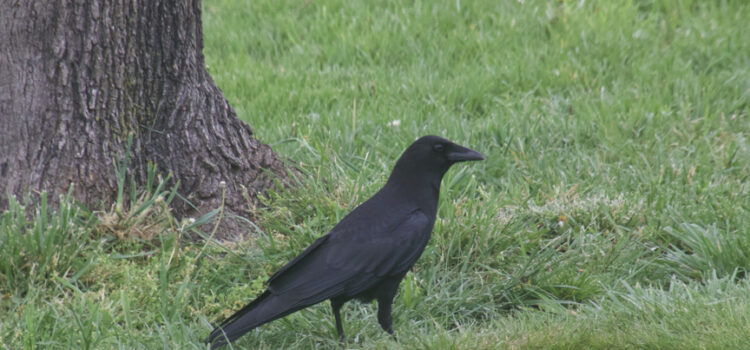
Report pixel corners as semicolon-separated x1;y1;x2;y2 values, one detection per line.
433;144;445;153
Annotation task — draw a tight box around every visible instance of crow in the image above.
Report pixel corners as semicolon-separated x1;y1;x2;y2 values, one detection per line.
205;135;484;348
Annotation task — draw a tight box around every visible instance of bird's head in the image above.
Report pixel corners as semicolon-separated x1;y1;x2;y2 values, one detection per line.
388;135;484;185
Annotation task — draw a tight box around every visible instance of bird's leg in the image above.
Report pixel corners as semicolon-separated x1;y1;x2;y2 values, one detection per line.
376;296;396;341
331;298;346;342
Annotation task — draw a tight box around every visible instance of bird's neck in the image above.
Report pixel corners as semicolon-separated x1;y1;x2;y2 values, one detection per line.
384;169;443;215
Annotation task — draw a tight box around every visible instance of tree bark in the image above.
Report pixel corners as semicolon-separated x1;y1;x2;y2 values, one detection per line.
0;0;288;240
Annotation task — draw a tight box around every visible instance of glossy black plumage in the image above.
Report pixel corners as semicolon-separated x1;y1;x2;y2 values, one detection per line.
206;135;484;348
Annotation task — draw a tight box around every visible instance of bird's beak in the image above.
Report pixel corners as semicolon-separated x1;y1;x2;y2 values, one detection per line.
447;144;485;162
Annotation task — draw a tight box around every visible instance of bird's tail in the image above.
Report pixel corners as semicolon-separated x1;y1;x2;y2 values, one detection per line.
205;291;300;348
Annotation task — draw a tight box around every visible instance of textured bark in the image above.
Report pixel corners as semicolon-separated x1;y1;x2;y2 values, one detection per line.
0;0;288;240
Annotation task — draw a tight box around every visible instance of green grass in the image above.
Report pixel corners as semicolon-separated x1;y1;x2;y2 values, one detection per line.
2;0;750;348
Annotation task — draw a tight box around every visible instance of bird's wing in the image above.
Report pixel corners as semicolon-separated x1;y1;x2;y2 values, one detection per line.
266;234;331;285
325;209;432;277
265;209;431;303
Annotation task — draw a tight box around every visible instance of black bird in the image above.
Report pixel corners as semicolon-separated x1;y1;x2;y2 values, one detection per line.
206;135;484;348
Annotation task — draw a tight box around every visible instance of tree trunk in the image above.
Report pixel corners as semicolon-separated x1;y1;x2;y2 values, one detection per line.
0;0;288;240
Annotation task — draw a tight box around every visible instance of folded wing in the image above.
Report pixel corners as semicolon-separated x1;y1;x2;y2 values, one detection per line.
265;209;431;304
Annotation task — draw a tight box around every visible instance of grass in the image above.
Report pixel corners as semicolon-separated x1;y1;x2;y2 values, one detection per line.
2;0;750;348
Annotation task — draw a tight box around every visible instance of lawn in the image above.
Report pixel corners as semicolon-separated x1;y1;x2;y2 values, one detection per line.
2;0;750;349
